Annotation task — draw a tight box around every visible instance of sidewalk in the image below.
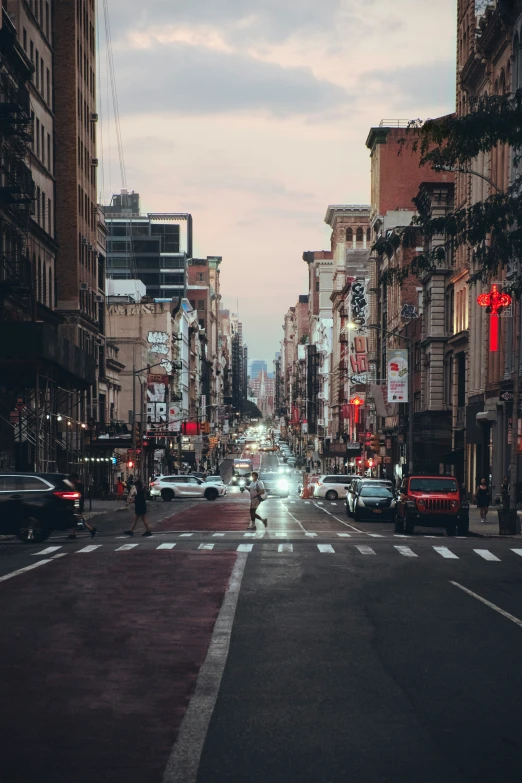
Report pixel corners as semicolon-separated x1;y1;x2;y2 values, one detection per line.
468;506;521;537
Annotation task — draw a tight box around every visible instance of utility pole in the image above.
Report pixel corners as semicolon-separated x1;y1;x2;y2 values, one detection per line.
510;294;520;513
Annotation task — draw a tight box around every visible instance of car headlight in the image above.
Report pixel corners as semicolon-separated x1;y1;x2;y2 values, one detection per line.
278;480;289;491
417;499;425;508
451;500;459;509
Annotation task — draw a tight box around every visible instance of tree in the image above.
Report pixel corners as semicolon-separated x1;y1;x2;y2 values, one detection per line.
241;399;263;419
374;93;522;293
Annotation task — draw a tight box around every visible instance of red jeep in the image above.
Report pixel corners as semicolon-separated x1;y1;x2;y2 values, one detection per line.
395;475;469;536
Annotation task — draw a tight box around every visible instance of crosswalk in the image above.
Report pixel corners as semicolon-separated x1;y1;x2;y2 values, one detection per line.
27;542;522;562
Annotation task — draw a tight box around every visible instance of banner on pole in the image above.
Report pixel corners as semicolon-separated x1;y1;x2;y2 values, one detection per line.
387;350;409;403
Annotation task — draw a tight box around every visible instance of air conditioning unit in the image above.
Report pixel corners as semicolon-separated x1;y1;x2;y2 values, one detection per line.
81;237;87;245
87;244;92;251
91;113;99;122
79;282;88;291
95;294;104;303
91;158;98;167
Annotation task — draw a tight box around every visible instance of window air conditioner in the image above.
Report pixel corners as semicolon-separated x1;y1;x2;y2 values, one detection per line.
95;294;104;303
91;158;98;167
81;237;87;245
79;282;88;291
91;113;99;122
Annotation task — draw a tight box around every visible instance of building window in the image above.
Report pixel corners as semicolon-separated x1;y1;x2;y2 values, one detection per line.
356;226;364;243
197;300;205;311
198;272;204;281
315;281;319;292
35;50;39;89
346;227;353;242
48;197;52;236
47;133;51;171
366;227;371;242
23;28;27;51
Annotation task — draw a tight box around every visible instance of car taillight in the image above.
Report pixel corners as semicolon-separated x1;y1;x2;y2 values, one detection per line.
53;491;81;501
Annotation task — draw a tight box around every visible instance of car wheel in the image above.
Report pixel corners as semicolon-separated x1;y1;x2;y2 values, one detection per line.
404;517;415;535
325;490;338;501
446;522;457;537
161;489;175;502
395;516;405;534
457;517;469;536
17;516;49;544
205;488;219;501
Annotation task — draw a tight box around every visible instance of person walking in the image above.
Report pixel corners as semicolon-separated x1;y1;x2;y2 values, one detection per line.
67;473;97;539
475;477;491;523
116;478;125;501
501;476;510;511
124;480;152;537
247;471;267;531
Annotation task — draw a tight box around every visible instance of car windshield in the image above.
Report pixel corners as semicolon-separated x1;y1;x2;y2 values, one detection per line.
360;486;393;498
409;478;458;493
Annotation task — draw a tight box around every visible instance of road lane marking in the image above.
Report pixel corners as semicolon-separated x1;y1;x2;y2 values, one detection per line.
337;533;351;538
198;544;214;550
332;515;364;533
434;546;459;559
180;533;193;538
394;535;411;538
32;546;62;556
162;553;248;783
237;544;253;552
318;544;335;553
278;544;293;553
305;532;317;537
474;549;501;562
276;533;288;538
511;549;522;557
157;543;176;550
304;501;311;504
77;545;102;553
212;533;225;537
330;503;338;506
355;545;376;555
53;553;68;559
0;559;53;583
368;533;383;538
450;581;522;629
244;532;256;538
115;544;138;551
395;546;418;558
317;502;324;505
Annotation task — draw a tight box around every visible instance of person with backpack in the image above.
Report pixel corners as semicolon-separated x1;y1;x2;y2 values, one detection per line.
248;471;267;530
123;480;152;537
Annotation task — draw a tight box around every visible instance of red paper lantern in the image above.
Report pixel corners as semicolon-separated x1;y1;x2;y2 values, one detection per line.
477;284;512;352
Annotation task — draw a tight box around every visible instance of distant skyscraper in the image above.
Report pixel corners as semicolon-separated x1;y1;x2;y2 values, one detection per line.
250;359;267;380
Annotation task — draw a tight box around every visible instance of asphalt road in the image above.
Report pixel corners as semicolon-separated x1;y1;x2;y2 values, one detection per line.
1;452;522;782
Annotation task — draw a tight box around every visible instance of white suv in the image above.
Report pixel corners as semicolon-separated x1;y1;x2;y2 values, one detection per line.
313;475;359;501
151;475;227;502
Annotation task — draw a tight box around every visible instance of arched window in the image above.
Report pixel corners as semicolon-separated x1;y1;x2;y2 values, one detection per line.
366;227;371;242
346;227;353;242
356;227;363;243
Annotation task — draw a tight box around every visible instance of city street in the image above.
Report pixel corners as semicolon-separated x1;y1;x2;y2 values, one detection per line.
1;455;522;782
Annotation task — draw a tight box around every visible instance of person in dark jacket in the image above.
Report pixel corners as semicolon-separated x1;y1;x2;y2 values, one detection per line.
475;477;491;522
124;480;152;537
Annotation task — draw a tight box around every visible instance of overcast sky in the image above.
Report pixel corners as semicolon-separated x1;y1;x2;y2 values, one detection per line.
99;0;457;365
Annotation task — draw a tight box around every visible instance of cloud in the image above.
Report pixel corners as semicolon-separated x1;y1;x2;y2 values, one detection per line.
112;40;350;118
361;61;456;110
106;0;344;45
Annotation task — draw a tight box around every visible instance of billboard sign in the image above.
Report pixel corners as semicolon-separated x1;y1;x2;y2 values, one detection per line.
387;350;409;403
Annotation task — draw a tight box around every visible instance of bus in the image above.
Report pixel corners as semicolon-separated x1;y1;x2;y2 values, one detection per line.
232;458;253;485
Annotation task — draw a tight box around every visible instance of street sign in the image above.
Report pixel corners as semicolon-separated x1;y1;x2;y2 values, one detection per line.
350;374;368;385
499;392;522;402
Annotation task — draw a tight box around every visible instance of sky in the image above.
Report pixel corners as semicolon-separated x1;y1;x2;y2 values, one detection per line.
98;0;457;365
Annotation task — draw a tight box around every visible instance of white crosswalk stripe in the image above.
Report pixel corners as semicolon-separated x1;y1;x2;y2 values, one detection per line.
394;545;418;558
212;533;225;537
115;543;138;551
433;546;459;560
179;533;193;538
337;533;351;538
278;544;293;553
198;544;214;550
237;544;253;552
368;533;383;538
77;545;102;553
355;545;376;556
511;549;522;557
317;544;335;553
32;546;62;556
305;532;317;537
157;543;176;550
474;549;501;562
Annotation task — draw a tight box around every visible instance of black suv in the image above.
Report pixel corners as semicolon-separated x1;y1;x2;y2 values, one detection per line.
0;473;81;543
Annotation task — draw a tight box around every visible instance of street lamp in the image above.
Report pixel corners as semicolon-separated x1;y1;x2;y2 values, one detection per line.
367;323;414;475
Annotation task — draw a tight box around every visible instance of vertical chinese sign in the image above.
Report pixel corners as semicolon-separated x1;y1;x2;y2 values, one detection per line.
387;350;409;403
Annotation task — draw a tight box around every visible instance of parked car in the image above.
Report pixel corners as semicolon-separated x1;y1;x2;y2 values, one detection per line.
0;472;82;543
395;475;469;536
259;472;290;498
286;457;297;467
346;478;394;516
203;475;226;485
352;484;397;522
150;475;227;502
313;475;359;500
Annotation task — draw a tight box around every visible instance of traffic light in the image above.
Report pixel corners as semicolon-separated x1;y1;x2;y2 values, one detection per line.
127;460;134;468
370;435;380;453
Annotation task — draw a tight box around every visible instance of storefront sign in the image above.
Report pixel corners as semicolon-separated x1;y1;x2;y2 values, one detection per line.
168;405;181;433
387;350;409;403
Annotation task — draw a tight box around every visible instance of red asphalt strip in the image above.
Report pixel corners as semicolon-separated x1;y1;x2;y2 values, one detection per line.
154;499;252;531
0;551;237;783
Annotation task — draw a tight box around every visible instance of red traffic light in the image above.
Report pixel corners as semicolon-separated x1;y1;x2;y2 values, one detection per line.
127;460;134;468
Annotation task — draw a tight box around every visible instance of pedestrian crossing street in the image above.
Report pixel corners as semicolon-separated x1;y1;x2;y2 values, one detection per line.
30;542;522;562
